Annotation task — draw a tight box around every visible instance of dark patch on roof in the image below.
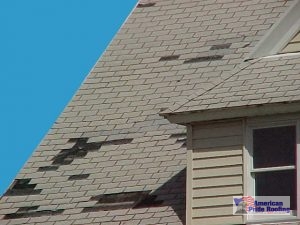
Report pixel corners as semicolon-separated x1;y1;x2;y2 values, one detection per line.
101;138;133;146
4;179;42;196
184;55;224;64
134;194;164;209
206;36;245;46
82;190;163;212
51;138;133;167
17;206;39;213
137;2;156;8
52;138;101;166
91;191;149;203
38;166;59;172
210;43;231;50
159;55;180;61
4;208;64;220
68;174;90;180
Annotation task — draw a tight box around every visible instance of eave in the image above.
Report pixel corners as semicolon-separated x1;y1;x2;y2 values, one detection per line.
161;101;300;125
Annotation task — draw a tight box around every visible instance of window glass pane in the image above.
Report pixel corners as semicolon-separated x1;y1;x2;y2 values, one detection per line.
255;170;296;210
253;126;295;168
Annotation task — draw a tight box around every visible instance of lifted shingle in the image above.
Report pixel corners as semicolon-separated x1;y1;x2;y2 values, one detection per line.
137;2;156;8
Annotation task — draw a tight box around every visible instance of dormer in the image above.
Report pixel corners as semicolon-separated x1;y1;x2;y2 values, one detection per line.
281;31;300;54
248;0;300;60
162;1;300;225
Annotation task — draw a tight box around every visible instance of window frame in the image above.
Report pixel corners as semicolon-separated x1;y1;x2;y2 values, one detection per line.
244;117;300;223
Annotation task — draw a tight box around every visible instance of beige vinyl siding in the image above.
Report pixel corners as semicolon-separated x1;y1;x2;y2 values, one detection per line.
281;31;300;53
193;216;243;225
193;175;242;188
191;120;244;225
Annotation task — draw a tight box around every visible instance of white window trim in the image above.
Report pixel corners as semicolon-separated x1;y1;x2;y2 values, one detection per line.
244;117;300;223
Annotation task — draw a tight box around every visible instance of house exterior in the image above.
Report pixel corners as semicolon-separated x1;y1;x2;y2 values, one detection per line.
0;0;299;225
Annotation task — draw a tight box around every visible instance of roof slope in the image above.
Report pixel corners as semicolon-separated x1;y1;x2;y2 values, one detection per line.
162;1;300;116
168;54;300;114
0;0;293;224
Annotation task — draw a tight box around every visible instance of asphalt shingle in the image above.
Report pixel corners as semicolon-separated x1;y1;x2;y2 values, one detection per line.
0;0;295;224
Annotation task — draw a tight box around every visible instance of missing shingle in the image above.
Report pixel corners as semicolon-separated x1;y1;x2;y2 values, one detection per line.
82;191;160;212
92;191;149;204
159;55;180;61
51;138;102;166
4;179;41;196
68;137;88;143
4;209;64;220
137;2;156;8
210;43;231;50
38;166;59;172
82;206;101;213
184;55;223;63
68;174;90;180
134;195;163;208
206;37;245;46
101;138;133;146
51;138;133;167
4;206;39;219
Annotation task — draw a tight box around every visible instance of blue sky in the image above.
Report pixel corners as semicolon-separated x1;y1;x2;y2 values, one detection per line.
0;0;137;195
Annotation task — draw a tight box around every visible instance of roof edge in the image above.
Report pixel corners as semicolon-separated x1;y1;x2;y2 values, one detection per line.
161;101;300;125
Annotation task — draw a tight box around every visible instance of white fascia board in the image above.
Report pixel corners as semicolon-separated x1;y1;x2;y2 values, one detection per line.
164;101;300;125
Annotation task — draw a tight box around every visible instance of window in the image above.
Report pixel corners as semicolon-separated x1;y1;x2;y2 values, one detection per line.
252;126;296;210
246;120;300;222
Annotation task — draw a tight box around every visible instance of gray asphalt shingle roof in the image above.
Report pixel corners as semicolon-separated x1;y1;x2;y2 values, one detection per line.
166;54;300;114
0;0;296;224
